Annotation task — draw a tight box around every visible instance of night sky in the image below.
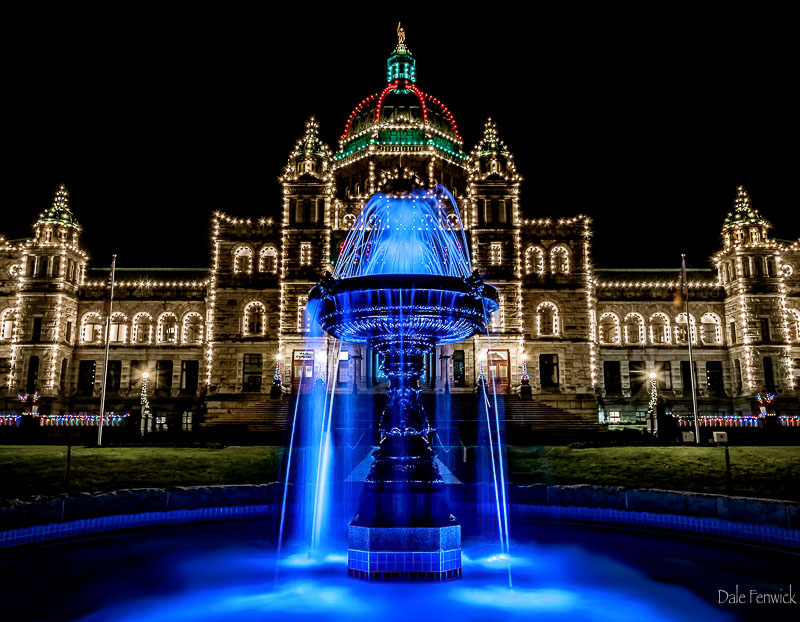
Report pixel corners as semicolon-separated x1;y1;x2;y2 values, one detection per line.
5;8;796;270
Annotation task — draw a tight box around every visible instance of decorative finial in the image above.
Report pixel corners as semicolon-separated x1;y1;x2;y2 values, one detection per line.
397;22;405;45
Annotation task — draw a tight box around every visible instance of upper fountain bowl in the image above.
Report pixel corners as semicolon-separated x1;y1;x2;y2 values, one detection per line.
309;186;498;350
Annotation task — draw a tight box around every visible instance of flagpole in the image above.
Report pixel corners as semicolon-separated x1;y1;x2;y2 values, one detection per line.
97;255;117;446
682;254;700;444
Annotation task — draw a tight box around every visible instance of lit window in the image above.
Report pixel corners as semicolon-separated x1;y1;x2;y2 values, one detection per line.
243;302;266;336
650;313;670;344
525;246;544;274
157;313;178;344
109;313;127;343
550;245;570;274
297;296;309;332
182;313;204;343
132;313;153;344
490;242;502;265
233;246;254;273
609;411;621;423
623;313;645;344
700;313;722;345
491;295;505;331
81;313;104;344
300;243;312;266
599;313;620;344
536;302;559;336
259;246;278;273
674;313;697;344
0;309;14;340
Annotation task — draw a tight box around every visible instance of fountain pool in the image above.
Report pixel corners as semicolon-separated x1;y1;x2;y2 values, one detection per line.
1;516;796;621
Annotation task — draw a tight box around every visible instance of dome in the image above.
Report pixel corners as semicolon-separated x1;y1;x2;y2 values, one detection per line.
722;186;768;232
335;35;464;162
37;185;81;231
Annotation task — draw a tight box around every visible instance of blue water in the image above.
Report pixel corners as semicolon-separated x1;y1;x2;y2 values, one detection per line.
3;519;796;621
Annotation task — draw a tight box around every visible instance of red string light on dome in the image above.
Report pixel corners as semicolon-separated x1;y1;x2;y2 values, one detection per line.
341;92;380;140
373;80;399;124
407;83;429;124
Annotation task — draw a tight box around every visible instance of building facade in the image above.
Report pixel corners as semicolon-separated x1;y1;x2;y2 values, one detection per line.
2;38;799;428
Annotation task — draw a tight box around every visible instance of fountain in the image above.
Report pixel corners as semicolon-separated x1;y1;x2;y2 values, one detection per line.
308;180;498;581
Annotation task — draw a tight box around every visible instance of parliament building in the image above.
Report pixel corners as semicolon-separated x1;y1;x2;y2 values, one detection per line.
2;35;799;432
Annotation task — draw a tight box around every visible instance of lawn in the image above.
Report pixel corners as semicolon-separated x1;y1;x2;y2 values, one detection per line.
0;445;798;502
508;445;800;502
0;446;283;500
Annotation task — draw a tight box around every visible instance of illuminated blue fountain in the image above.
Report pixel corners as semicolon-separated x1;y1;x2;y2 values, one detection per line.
309;181;498;581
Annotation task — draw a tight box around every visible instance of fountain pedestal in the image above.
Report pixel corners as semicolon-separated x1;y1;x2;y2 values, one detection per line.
347;349;461;581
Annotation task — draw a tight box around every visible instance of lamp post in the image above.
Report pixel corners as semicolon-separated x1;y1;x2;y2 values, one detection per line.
647;372;658;436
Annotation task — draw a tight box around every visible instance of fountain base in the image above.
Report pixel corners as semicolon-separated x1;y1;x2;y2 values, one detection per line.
347;523;461;582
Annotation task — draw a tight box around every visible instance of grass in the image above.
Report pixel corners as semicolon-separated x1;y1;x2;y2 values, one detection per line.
0;444;798;502
508;445;800;501
0;446;283;500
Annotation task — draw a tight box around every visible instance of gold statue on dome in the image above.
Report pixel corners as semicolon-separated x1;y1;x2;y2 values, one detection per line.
397;22;405;45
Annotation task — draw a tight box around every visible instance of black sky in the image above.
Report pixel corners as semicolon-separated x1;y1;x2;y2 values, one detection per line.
4;8;797;270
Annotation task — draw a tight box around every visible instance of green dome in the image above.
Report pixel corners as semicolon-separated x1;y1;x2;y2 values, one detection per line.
722;186;767;232
38;185;81;230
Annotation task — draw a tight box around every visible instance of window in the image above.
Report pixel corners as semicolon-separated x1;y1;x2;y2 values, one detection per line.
491;295;505;331
525;246;544;274
81;313;104;344
706;361;724;395
26;356;39;392
109;313;127;343
65;320;72;344
453;350;465;387
763;357;775;390
243;354;262;392
674;313;696;344
106;360;121;392
155;360;173;390
629;361;646;394
539;354;559;388
0;358;8;388
158;313;178;344
31;317;42;343
729;321;737;344
603;361;622;394
77;360;96;394
297;296;309;332
635;410;647;423
182;313;203;343
655;361;672;390
342;213;356;230
733;359;742;393
180;360;199;394
37;256;48;278
133;313;153;344
624;313;645;344
650;313;670;344
0;309;14;340
536;302;558;336
759;318;771;343
599;313;620;344
489;243;502;265
244;302;266;336
300;243;312;266
51;255;60;277
233;246;254;273
608;411;621;423
700;313;721;345
259;246;278;273
550;245;569;274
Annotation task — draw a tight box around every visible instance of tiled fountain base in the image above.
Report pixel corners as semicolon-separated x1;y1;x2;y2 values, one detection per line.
348;524;461;582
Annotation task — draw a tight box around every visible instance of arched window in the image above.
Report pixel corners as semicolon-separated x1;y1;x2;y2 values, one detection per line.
700;313;722;345
81;312;104;344
650;313;670;344
674;313;697;344
536;302;559;336
342;213;357;230
243;301;266;336
132;313;153;344
598;312;621;344
623;312;645;344
259;246;278;274
182;312;204;344
233;246;254;273
157;312;178;344
788;309;800;342
109;313;127;343
525;246;545;275
549;245;570;274
0;308;14;340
